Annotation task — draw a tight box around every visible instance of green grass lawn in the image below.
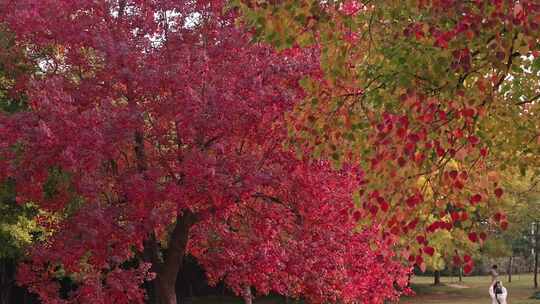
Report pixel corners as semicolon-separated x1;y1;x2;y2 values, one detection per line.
188;274;540;303
400;274;540;304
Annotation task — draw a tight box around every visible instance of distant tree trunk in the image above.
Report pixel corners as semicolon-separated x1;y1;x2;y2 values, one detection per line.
434;270;441;285
534;250;538;288
535;221;539;289
508;256;513;283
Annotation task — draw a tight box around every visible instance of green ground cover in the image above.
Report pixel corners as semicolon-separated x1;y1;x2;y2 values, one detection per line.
401;274;539;304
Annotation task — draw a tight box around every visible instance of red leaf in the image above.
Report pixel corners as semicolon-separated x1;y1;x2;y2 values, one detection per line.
494;188;504;198
423;246;435;256
470;194;482;204
468;232;478;243
480;147;488;157
451;211;460;222
380;201;389;212
479;232;487;241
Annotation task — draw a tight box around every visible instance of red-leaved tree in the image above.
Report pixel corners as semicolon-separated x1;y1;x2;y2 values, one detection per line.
0;1;409;304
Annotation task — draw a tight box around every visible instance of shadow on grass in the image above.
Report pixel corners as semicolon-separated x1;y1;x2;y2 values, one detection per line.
187;275;540;304
190;295;304;304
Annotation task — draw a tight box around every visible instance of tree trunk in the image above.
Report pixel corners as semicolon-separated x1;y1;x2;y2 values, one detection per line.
152;211;196;304
534;248;538;288
535;221;539;289
134;129;197;303
133;107;189;303
130;60;197;302
534;250;538;288
243;286;253;304
434;270;441;285
0;259;13;304
508;256;513;283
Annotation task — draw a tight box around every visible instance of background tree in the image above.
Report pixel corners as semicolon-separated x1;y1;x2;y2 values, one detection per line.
235;0;539;269
500;170;540;286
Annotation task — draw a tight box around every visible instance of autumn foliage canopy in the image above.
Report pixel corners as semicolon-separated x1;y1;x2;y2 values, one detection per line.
1;0;539;303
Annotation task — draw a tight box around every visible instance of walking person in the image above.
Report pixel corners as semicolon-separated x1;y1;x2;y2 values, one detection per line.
489;281;508;304
490;265;500;283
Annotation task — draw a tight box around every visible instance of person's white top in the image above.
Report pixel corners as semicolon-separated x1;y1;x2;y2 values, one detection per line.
489;282;508;304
